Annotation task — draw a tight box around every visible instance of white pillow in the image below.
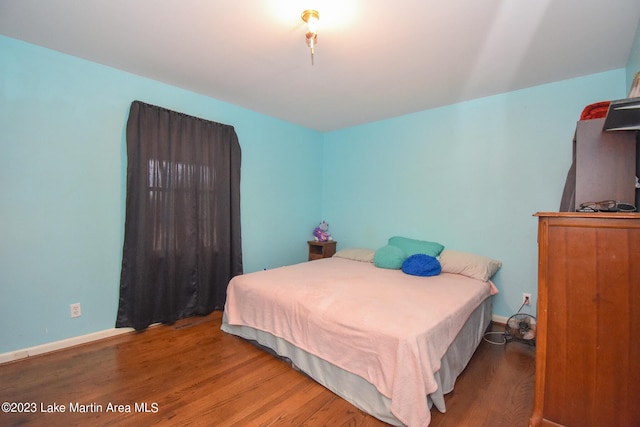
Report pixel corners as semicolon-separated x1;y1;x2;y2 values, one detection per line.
439;249;501;281
333;247;375;262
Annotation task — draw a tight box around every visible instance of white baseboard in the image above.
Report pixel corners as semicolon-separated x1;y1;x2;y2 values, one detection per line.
492;314;509;325
1;315;509;365
0;327;134;365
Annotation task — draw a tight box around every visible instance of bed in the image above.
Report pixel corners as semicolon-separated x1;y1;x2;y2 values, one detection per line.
222;246;500;426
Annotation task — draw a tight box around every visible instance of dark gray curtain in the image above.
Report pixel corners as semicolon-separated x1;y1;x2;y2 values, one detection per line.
117;101;242;330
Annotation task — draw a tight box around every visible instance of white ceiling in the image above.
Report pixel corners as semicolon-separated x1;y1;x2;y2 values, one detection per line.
1;0;639;131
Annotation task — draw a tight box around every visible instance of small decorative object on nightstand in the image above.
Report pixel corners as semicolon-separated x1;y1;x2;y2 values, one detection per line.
307;240;337;261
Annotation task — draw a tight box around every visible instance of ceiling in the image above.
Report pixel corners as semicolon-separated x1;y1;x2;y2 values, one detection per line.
1;1;639;132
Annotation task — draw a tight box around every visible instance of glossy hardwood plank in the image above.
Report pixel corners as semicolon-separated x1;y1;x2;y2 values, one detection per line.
429;326;535;427
0;313;534;426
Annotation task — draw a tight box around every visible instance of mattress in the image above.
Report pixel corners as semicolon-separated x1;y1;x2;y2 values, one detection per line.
222;257;496;426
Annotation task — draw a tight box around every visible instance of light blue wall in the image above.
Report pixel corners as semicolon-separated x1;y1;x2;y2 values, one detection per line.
626;16;640;89
0;35;322;353
322;70;628;319
0;31;634;354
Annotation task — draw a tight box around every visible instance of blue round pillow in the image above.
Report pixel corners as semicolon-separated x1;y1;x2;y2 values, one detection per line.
402;254;441;277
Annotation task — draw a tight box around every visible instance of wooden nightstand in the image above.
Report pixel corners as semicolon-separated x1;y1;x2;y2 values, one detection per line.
307;240;337;261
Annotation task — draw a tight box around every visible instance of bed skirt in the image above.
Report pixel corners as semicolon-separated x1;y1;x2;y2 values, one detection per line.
221;296;492;426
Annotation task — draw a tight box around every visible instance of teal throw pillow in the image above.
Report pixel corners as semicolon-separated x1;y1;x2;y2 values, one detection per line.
373;244;407;269
388;236;444;257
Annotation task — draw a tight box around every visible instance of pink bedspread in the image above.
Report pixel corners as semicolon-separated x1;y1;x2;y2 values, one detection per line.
224;257;497;427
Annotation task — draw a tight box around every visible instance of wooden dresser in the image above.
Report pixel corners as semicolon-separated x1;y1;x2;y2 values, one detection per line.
531;212;640;427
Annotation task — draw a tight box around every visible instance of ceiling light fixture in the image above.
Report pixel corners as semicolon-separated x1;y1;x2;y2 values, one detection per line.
301;9;320;65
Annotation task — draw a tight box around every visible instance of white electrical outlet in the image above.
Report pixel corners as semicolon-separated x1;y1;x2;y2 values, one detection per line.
522;293;532;305
70;303;82;318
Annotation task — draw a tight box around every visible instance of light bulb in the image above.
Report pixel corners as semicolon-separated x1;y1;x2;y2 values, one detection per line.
301;10;320;65
301;10;320;34
307;15;319;33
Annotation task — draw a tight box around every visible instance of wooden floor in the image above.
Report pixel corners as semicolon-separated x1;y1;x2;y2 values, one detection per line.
0;312;535;427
